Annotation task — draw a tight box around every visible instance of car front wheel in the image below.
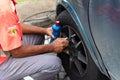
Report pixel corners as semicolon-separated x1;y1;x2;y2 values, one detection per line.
57;10;109;80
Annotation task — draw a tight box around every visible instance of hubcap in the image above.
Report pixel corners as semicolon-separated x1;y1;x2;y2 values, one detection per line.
61;25;88;77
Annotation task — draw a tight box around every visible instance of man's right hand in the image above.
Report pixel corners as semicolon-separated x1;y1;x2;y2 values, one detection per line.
51;38;69;53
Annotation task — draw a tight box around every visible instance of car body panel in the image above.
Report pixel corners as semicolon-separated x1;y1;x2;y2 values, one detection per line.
89;0;120;80
56;0;120;80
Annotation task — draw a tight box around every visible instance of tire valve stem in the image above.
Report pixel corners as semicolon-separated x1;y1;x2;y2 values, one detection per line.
66;34;76;41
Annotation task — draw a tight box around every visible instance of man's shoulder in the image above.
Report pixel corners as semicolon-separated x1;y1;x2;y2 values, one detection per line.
0;0;15;12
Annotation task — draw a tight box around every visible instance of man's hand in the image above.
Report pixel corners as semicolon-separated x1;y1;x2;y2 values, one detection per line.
51;38;69;53
45;27;54;38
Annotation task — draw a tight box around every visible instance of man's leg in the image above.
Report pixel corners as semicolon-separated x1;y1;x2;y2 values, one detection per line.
22;34;45;45
0;54;61;80
0;34;61;80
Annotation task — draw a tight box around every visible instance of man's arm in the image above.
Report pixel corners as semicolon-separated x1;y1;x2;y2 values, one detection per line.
21;23;46;34
9;38;69;58
10;44;54;58
21;23;54;38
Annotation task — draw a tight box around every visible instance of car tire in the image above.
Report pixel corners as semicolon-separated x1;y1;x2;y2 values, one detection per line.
57;10;109;80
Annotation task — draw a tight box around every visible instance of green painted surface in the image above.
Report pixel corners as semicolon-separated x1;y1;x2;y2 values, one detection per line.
16;0;25;2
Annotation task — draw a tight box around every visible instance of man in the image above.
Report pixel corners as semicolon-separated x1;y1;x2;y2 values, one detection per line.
0;0;69;80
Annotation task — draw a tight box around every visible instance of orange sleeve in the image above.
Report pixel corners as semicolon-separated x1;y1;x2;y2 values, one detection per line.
0;1;22;51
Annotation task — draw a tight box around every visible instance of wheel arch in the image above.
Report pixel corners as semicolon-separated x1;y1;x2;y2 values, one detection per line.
56;2;97;64
56;1;110;78
56;5;66;16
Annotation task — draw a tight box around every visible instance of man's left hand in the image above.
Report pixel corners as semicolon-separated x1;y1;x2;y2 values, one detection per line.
46;27;54;38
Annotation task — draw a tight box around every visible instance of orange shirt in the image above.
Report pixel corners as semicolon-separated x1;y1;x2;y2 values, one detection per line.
0;0;22;64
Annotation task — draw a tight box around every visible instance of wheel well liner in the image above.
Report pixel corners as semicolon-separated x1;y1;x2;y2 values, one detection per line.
56;5;66;16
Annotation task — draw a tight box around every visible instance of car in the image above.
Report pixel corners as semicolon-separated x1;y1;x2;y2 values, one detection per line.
56;0;120;80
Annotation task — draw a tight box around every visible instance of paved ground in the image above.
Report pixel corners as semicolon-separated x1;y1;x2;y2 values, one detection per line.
16;0;56;21
16;1;70;80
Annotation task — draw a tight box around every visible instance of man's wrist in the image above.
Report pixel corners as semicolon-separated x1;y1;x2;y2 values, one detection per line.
44;44;54;52
39;27;47;34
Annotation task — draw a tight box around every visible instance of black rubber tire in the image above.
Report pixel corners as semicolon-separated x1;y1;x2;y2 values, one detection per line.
56;10;110;80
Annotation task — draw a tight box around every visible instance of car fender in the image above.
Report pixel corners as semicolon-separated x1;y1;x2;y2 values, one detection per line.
56;0;110;78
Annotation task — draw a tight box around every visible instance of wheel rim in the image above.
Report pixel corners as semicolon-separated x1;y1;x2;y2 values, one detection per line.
61;25;88;77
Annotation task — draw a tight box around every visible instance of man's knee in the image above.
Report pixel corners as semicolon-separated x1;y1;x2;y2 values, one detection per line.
42;55;62;73
29;55;62;80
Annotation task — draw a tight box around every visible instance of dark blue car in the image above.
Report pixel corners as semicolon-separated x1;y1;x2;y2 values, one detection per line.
56;0;120;80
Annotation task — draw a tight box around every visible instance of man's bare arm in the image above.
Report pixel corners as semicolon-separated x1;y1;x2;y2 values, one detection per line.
21;23;47;34
9;38;69;58
21;23;54;38
10;44;54;58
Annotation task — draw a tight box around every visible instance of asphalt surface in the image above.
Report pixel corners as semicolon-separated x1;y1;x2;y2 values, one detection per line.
16;0;56;21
